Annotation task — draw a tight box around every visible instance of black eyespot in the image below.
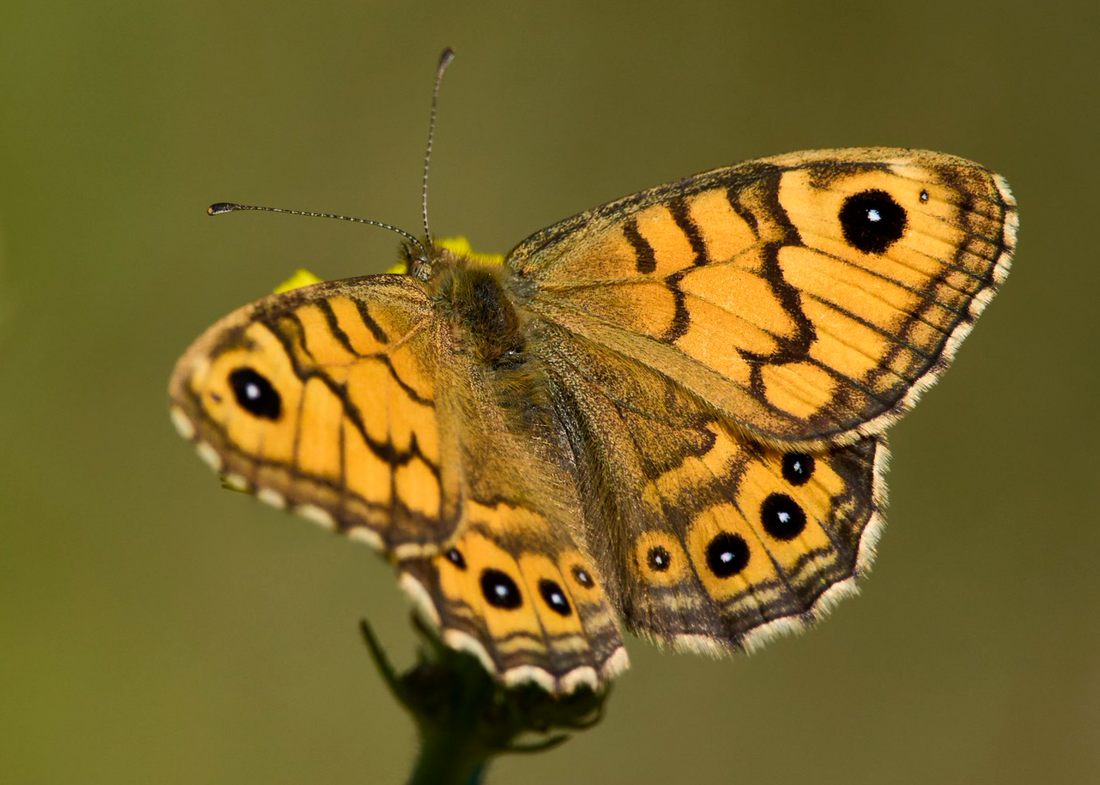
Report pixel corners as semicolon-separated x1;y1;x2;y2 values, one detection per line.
444;548;466;570
705;532;750;578
646;545;672;572
538;579;573;616
571;565;595;589
229;367;281;420
782;453;815;486
839;189;907;254
760;493;807;541
480;568;522;610
919;189;930;202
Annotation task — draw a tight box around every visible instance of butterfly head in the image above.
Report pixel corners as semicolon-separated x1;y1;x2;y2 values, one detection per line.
398;237;447;282
394;235;506;282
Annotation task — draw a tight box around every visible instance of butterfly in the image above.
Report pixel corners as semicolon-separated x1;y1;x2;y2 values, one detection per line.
169;145;1016;695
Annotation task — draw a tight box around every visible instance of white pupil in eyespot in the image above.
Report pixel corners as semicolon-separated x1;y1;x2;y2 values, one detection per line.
867;208;882;222
245;383;262;400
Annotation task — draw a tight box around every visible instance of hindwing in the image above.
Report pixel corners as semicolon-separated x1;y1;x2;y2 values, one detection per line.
399;498;627;693
535;325;885;649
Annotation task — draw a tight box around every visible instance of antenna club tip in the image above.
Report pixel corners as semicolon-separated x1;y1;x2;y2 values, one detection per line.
439;47;456;67
207;202;235;215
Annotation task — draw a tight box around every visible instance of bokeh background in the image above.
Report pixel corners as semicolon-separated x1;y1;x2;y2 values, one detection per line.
2;1;1097;783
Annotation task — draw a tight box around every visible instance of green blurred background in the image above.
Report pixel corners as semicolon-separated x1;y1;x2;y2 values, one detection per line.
2;0;1097;782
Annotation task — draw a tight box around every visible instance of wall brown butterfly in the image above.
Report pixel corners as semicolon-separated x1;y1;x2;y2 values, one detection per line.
169;55;1016;694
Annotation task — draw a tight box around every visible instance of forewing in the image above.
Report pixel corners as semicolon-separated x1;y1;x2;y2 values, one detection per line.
169;275;462;555
510;148;1016;447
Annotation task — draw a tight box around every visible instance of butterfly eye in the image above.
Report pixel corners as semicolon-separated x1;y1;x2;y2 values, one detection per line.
705;532;750;578
838;189;907;254
760;493;808;541
480;568;523;610
781;453;815;486
538;579;573;616
444;547;467;569
228;367;282;420
571;565;596;589
646;545;672;572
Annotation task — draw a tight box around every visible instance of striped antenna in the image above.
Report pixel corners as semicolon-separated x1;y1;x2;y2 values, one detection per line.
207;202;428;260
422;47;457;242
207;49;460;281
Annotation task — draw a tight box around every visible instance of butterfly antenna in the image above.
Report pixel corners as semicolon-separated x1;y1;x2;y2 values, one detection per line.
421;47;456;243
208;49;457;281
207;202;428;259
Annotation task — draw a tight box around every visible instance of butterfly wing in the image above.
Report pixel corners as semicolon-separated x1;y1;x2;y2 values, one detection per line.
170;272;627;690
169;274;463;555
397;499;628;693
171;146;1015;691
393;330;629;692
534;324;885;650
509;148;1017;447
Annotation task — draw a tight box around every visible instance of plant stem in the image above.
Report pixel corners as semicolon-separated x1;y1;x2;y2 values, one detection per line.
406;729;489;785
361;616;609;785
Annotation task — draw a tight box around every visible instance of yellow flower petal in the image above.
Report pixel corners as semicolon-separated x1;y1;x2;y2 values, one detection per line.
272;239;502;291
273;268;324;294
